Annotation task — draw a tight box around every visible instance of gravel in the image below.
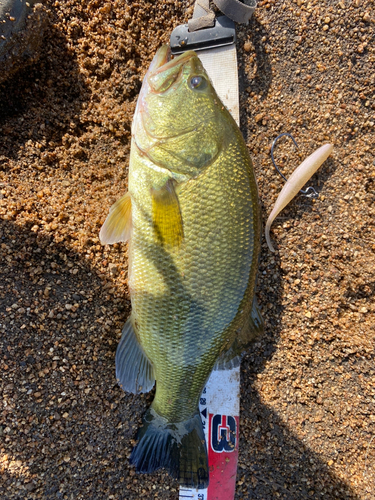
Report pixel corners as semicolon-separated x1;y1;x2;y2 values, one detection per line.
0;0;374;499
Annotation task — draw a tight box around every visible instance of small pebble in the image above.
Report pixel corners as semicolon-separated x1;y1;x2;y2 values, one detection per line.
244;41;251;52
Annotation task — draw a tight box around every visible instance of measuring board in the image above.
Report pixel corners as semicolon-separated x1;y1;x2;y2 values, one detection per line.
179;365;240;500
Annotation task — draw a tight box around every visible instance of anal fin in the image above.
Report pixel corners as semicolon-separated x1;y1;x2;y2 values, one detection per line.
214;297;264;370
115;317;155;394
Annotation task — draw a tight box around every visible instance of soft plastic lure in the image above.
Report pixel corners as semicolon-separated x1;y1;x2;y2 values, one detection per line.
265;141;334;252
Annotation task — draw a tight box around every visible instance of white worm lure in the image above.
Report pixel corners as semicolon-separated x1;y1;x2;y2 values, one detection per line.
265;143;334;252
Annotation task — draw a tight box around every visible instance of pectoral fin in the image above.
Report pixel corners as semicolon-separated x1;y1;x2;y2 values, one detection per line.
99;192;132;245
214;297;264;370
152;179;183;247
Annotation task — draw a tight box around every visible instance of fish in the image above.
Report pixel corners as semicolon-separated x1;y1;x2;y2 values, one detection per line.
99;45;263;488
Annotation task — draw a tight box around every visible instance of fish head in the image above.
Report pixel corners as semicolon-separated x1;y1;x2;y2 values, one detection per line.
133;45;231;179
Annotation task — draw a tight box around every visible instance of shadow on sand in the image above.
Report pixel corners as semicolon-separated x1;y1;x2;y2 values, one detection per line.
0;216;360;499
0;9;89;158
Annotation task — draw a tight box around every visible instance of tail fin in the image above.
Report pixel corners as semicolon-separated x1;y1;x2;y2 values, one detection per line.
130;408;209;488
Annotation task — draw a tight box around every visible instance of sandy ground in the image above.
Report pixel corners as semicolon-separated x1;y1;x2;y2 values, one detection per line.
0;0;374;499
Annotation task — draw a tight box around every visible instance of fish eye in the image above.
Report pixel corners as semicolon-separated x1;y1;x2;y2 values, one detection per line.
190;75;204;89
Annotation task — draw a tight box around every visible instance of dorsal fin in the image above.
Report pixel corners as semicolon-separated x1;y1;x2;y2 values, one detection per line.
214;297;264;370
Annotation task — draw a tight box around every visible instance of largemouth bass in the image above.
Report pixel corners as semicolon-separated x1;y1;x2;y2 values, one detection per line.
100;45;263;488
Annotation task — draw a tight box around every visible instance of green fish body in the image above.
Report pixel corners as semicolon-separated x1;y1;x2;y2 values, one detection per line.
100;46;263;488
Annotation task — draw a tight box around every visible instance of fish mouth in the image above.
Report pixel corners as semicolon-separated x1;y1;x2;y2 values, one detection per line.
137;45;197;111
149;45;197;78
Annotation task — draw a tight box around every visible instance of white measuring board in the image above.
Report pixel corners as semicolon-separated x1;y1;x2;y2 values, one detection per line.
179;365;240;500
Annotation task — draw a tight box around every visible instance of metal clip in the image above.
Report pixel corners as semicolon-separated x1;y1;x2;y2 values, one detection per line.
170;16;236;55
